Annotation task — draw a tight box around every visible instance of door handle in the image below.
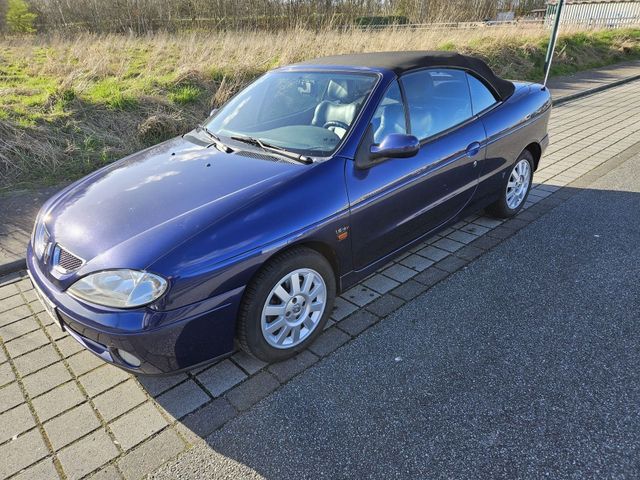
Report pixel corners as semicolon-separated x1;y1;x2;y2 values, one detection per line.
466;142;481;157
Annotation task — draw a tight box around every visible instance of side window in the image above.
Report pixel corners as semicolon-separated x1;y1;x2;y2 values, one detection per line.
371;81;407;144
400;69;473;140
467;74;498;115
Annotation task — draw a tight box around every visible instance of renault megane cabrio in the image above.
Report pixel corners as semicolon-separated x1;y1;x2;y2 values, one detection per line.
27;52;551;374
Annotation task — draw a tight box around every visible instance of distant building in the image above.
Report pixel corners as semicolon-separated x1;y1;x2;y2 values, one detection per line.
545;0;640;28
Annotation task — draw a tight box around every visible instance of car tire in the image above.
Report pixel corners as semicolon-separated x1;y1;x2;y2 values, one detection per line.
486;150;534;218
237;247;336;362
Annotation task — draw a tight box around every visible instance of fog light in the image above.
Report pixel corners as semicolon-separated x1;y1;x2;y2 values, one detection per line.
116;349;141;367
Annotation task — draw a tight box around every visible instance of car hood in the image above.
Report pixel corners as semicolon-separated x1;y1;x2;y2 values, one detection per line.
43;135;303;277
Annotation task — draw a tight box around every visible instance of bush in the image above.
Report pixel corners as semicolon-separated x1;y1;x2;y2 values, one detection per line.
6;0;37;33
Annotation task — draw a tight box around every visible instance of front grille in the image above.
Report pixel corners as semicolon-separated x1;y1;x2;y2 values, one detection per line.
55;246;83;272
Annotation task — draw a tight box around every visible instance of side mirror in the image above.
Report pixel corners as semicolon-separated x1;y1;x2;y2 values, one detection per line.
209;108;218;117
370;133;420;160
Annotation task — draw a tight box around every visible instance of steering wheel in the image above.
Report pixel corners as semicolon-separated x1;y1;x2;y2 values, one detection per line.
323;121;350;131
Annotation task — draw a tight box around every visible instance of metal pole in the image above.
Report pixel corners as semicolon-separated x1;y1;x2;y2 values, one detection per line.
543;0;565;87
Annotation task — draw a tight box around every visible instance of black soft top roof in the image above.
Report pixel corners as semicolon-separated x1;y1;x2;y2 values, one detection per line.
297;51;515;100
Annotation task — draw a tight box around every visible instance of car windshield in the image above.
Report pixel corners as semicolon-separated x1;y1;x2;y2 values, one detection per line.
205;71;378;157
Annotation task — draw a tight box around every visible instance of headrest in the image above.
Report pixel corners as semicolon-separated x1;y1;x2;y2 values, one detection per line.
327;80;350;102
402;73;434;102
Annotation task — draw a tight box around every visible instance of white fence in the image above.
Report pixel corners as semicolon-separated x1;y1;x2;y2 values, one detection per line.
546;1;640;28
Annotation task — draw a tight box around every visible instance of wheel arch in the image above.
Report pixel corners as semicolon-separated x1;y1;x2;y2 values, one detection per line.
523;142;542;171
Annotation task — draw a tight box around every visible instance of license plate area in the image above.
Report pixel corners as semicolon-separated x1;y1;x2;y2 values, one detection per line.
28;272;64;331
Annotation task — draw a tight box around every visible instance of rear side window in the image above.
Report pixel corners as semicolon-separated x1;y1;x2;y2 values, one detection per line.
466;74;498;115
400;69;473;140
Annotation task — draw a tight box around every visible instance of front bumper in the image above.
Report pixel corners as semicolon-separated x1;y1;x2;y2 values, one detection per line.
27;245;243;374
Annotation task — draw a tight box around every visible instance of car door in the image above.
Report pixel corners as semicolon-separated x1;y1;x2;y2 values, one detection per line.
346;69;486;270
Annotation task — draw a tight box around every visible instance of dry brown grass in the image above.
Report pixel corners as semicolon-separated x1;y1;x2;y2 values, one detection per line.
1;25;639;190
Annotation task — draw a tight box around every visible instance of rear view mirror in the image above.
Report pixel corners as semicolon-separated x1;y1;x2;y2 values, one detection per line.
370;133;420;160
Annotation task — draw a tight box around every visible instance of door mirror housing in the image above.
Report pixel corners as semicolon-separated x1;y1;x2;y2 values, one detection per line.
370;133;420;160
209;108;218;117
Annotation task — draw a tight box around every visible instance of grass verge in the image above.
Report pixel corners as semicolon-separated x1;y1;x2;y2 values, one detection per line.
1;27;639;190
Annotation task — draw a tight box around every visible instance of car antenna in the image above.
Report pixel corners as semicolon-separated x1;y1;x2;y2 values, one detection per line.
543;0;565;89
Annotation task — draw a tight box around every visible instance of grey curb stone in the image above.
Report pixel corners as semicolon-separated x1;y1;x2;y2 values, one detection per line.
180;397;237;439
391;279;429;301
268;350;319;383
156;380;210;420
308;327;350;357
413;266;449;287
225;371;280;412
231;350;267;375
197;359;247;397
365;294;406;317
337;310;379;336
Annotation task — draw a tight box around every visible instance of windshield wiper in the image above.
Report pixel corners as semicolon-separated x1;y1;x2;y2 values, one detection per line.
230;136;312;165
196;125;233;153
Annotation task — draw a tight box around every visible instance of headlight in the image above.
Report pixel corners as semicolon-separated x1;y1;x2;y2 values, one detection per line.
67;270;168;308
32;220;50;259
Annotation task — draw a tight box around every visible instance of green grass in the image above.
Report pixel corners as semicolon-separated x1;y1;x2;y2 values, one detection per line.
1;27;639;191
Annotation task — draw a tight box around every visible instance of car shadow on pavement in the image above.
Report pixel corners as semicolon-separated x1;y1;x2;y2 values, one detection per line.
141;183;640;479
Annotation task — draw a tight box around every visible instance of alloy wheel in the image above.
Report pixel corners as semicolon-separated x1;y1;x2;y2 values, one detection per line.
506;158;531;210
261;268;327;349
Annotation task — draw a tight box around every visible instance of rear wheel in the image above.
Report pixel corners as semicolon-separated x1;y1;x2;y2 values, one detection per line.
237;247;336;362
486;150;533;218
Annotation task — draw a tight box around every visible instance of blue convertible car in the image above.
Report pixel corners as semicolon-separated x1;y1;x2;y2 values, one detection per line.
28;52;551;374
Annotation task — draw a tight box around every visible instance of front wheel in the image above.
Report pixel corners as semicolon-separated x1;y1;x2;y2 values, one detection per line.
237;247;336;362
486;150;534;218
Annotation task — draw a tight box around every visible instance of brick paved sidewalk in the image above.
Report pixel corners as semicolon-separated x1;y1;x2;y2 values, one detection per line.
2;61;640;271
1;79;640;479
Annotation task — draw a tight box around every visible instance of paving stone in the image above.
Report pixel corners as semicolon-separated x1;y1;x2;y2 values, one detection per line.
0;403;35;444
44;402;101;450
0;361;14;387
13;344;62;377
0;283;19;301
455;245;485;262
117;428;185;480
433;237;465;252
197;359;247;397
0;305;31;327
399;254;434;272
32;381;85;422
308;327;350;357
469;235;502;251
341;285;380;307
55;335;85;358
381;263;417;282
157;380;210;420
459;223;491;236
225;371;280;412
504;217;530;230
362;274;400;294
86;465;121;480
0;347;5;364
12;457;60;480
109;402;168;451
45;321;67;341
447;229;478;244
180;397;237;440
23;362;72;398
268;350;318;383
136;373;188;397
20;289;37;304
436;255;469;273
79;364;130;398
337;310;379;336
486;225;516;239
29;300;45;315
15;278;32;292
0;428;49;478
416;245;450;262
231;350;266;375
91;378;146;422
392;280;429;301
66;349;105;376
330;297;359;321
4;328;49;357
57;429;119;480
365;294;405;317
413;266;449;287
0;294;23;314
0;382;24;413
472;216;503;228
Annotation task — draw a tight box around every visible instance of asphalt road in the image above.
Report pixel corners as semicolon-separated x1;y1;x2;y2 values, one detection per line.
152;154;640;479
